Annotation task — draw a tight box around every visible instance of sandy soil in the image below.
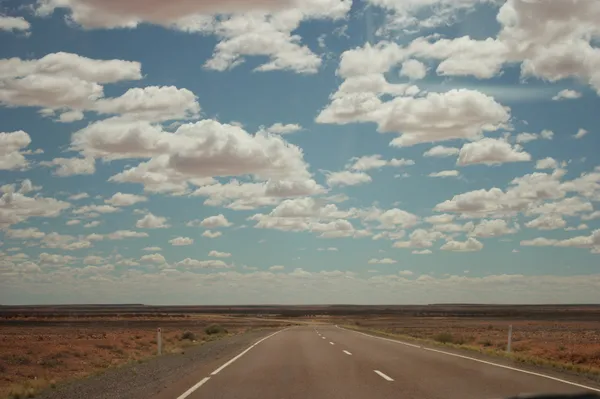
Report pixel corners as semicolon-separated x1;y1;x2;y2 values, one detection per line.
0;316;287;398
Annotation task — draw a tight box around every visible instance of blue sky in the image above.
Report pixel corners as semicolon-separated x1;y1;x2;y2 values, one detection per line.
1;0;599;305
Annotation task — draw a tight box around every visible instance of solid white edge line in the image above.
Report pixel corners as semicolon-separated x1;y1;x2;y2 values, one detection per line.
330;341;335;345
336;325;600;393
176;377;211;399
176;327;289;399
210;328;287;376
422;347;600;393
343;350;352;355
374;370;394;381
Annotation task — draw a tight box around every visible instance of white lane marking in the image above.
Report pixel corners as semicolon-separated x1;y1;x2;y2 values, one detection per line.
322;336;326;339
210;328;287;376
343;350;352;356
374;370;394;381
176;377;210;399
336;325;420;348
336;325;600;393
422;347;600;393
329;341;335;345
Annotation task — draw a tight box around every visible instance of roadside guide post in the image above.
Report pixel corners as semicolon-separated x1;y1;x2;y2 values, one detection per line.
507;324;512;353
157;327;162;355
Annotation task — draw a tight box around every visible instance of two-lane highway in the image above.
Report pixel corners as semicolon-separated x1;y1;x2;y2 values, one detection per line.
174;325;599;399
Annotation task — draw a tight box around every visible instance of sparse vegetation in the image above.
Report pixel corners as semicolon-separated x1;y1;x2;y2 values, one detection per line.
180;331;196;341
6;378;50;399
205;324;227;335
433;332;454;344
2;304;600;397
2;354;32;366
0;313;283;398
95;343;115;350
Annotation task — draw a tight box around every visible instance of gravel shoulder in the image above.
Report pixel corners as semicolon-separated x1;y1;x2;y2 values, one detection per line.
37;328;279;399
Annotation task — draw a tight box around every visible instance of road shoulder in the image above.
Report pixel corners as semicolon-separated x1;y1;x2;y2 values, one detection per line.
338;325;600;391
37;329;280;399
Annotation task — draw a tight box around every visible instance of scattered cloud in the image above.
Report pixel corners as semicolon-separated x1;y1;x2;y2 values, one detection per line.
440;237;483;252
412;249;432;255
105;192;147;207
399;59;428;80
574;128;589;139
429;170;459;178
326;171;372;187
0;16;30;33
136;213;170;229
143;246;162;252
457;138;531;166
202;230;222;238
470;219;517;238
174;258;231;269
552;89;582;101
348;155;414;171
535;157;558;170
0;131;31;171
423;146;459;158
368;258;397;264
199;214;232;228
209;250;232;258
139;253;167;264
83;220;100;228
169;236;194;246
41;157;96;177
263;123;302;134
68;193;89;200
106;230;148;240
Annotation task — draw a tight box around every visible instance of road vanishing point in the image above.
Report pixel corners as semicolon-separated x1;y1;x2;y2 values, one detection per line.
153;325;599;399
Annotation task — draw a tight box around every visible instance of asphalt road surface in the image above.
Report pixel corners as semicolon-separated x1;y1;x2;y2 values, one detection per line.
169;325;599;399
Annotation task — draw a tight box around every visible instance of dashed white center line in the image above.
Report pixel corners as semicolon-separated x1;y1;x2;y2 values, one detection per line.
374;370;394;382
343;350;352;356
329;341;335;345
322;336;326;339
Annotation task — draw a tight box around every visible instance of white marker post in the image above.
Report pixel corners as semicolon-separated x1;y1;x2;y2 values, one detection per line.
157;327;162;355
507;325;512;353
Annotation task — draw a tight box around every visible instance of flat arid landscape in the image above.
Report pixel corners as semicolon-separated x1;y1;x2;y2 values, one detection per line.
1;304;600;398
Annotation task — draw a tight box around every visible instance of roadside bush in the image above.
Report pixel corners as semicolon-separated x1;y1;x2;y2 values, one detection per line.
452;335;467;345
3;354;32;365
205;324;227;335
95;343;115;350
433;332;454;344
479;339;493;347
180;331;196;341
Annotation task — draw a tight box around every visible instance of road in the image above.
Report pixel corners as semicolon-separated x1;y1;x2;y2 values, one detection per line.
170;325;598;399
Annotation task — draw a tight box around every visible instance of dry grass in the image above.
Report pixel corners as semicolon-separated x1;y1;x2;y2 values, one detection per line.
0;315;286;398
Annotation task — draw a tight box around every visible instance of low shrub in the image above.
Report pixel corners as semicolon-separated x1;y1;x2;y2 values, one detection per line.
205;324;227;335
3;354;32;366
433;332;454;344
180;331;196;341
95;343;115;350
